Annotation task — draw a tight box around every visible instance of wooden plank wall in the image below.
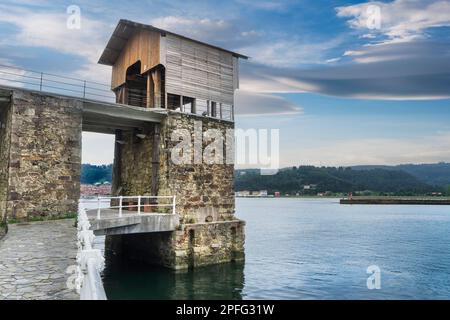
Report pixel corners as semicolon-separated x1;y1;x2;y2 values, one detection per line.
111;29;161;89
164;33;236;105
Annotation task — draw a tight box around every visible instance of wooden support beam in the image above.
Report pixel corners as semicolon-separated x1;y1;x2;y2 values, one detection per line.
152;69;162;108
146;72;154;108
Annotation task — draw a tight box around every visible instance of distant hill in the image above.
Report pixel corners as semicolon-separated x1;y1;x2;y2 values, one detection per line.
235;166;437;195
81;164;112;184
352;163;450;187
81;163;449;195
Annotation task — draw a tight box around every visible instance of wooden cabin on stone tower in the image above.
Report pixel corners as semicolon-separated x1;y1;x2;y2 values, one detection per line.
99;19;247;120
97;19;248;269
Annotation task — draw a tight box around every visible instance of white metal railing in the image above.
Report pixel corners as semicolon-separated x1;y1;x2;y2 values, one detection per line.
76;205;107;300
95;195;176;220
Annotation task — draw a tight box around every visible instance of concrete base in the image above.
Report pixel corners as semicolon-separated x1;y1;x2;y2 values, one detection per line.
106;220;245;270
86;209;179;236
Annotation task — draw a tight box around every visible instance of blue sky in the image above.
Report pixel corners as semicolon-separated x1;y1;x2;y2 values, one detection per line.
0;0;449;167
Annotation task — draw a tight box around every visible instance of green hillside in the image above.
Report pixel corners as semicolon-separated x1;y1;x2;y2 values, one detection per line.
352;163;450;187
235;166;437;195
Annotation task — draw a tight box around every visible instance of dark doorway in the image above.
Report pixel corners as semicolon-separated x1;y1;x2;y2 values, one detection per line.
125;61;147;108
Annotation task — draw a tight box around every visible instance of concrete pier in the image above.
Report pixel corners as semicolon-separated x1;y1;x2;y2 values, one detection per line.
86;208;179;235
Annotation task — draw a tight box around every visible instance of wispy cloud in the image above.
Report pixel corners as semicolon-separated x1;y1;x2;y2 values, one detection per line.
234;0;295;11
239;36;344;67
151;15;263;49
240;39;450;100
284;132;450;167
337;0;450;42
0;4;112;82
235;90;303;116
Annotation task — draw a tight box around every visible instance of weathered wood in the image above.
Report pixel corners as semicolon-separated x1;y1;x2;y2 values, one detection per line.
152;68;162;108
146;72;154;108
111;29;161;89
164;33;236;105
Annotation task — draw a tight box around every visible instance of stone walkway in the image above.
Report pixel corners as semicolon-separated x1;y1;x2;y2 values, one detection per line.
0;219;79;300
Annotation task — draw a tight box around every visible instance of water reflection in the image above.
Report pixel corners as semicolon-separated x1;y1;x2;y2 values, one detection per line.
92;198;450;299
102;257;245;300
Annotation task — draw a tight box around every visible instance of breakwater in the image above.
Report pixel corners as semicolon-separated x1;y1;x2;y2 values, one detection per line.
340;198;450;205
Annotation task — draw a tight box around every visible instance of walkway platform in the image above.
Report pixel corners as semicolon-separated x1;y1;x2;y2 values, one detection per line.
0;219;78;300
86;209;179;236
0;85;168;134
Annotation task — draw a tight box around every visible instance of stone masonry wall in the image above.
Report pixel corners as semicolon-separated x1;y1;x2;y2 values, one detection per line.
0;101;12;226
109;111;245;269
5;90;82;220
108;220;245;270
172;220;245;269
118;127;153;196
159;112;235;224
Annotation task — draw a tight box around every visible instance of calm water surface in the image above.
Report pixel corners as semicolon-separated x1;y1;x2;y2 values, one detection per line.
95;198;450;299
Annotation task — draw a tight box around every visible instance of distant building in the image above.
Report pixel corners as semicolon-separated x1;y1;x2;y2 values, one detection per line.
259;190;268;197
274;191;281;197
236;191;250;197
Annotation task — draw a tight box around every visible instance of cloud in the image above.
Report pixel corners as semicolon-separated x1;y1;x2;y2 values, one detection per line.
235;90;303;116
0;5;108;62
283;132;450;167
234;0;295;11
0;59;27;88
82;132;115;164
336;0;450;42
240;40;450;100
151;16;263;49
239;36;344;67
0;4;113;83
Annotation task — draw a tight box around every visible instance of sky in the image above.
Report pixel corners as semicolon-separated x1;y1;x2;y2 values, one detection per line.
0;0;449;167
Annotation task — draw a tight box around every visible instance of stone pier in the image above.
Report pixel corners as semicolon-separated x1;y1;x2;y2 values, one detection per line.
0;86;245;271
109;112;245;270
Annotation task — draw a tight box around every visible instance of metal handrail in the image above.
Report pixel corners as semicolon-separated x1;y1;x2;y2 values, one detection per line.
0;64;115;101
95;195;177;219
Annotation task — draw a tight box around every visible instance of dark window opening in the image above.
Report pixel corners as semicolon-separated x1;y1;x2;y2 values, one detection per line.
211;101;217;117
167;93;181;111
167;94;196;114
183;96;196;114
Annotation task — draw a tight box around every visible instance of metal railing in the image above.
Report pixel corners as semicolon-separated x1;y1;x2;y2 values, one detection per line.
95;195;176;219
76;205;107;300
0;63;116;102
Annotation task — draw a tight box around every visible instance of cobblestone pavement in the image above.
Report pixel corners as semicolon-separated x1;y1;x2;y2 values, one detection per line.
0;219;79;300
